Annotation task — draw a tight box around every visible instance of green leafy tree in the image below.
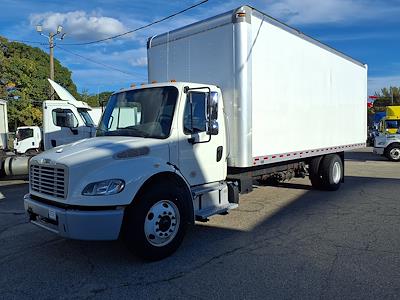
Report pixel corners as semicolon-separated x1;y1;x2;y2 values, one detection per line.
0;36;115;131
0;35;80;130
80;91;113;107
373;86;400;111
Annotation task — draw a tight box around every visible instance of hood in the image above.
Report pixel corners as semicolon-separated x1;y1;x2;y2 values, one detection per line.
48;79;91;110
31;136;169;168
48;79;77;102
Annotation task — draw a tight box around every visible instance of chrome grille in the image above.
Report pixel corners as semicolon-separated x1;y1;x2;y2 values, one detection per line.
30;164;67;199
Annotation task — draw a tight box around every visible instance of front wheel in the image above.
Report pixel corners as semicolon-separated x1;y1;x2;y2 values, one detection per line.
384;144;400;162
123;182;189;261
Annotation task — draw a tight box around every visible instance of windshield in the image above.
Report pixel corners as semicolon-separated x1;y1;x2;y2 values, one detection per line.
16;128;33;141
385;120;400;129
97;86;178;139
78;108;95;127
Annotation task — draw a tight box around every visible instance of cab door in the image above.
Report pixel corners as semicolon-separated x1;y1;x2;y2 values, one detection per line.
177;89;226;186
43;102;93;150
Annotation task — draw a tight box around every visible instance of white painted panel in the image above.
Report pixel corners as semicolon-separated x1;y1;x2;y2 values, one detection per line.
250;15;367;157
0;100;8;149
148;24;235;109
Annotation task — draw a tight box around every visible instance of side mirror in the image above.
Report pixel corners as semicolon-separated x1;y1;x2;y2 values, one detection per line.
208;92;218;121
207;120;219;135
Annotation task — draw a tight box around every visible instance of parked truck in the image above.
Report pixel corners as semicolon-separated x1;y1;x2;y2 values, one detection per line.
13;126;42;154
378;106;400;134
373;132;400;161
24;6;367;260
0;79;97;177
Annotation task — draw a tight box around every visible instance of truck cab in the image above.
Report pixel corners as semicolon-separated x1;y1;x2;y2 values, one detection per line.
378;106;400;135
14;126;42;154
25;82;228;260
374;130;400;161
42;79;96;150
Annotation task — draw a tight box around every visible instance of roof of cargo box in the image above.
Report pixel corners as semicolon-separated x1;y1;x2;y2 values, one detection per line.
148;5;366;68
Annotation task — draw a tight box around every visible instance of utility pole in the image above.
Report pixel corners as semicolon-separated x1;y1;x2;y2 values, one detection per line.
36;25;65;100
391;88;394;105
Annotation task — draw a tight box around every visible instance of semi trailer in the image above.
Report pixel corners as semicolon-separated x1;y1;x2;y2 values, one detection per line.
24;6;367;260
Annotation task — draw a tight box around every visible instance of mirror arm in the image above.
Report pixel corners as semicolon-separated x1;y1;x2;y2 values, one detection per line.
69;127;79;135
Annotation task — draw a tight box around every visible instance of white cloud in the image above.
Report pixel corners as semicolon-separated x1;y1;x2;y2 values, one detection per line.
368;76;400;95
131;56;147;67
72;68;146;92
30;11;127;41
261;0;400;25
91;48;148;69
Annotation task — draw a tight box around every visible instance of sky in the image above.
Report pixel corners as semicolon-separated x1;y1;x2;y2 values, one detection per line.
1;0;400;96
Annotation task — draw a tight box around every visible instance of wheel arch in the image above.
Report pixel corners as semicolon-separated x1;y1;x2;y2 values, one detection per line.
130;171;194;224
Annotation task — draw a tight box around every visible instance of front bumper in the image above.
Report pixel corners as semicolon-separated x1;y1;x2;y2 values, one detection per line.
24;194;125;240
373;147;385;155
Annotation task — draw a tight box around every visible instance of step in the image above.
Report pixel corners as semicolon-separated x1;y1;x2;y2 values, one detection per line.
195;203;238;220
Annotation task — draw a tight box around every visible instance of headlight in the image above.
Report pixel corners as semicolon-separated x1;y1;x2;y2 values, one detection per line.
82;179;125;196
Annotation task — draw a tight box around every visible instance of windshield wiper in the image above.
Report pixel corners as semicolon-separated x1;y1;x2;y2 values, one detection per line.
106;127;151;138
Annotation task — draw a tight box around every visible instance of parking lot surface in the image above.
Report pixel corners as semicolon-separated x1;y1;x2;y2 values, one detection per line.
0;148;399;299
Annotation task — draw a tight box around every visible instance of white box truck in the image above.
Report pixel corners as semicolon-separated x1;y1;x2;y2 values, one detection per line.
24;6;367;260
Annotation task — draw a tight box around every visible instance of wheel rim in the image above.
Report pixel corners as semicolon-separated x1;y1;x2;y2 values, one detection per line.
144;200;180;247
332;161;341;184
389;148;400;160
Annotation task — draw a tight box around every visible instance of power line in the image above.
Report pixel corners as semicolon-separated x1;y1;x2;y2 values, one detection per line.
59;0;208;46
56;45;145;78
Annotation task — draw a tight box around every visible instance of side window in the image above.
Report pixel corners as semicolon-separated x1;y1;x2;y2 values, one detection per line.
183;92;207;134
16;128;33;141
52;109;79;127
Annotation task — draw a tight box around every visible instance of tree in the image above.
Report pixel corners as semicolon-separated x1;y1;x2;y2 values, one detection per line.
0;35;80;131
373;86;400;110
7;99;42;132
0;35;114;131
80;90;113;107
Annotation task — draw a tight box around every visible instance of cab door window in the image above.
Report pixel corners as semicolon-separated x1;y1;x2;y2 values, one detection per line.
183;92;207;134
52;109;78;127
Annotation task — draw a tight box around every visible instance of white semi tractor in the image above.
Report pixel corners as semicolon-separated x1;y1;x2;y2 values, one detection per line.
24;6;367;260
0;79;97;177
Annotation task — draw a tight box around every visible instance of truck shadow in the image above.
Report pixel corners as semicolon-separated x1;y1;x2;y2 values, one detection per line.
344;149;388;162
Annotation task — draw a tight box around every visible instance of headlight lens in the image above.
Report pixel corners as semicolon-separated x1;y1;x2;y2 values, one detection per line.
82;179;125;196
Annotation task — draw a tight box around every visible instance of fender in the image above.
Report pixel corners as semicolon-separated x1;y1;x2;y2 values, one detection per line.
131;169;195;224
67;155;192;209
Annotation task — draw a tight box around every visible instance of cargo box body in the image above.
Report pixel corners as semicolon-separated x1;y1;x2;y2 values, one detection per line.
0;99;8;150
148;6;367;168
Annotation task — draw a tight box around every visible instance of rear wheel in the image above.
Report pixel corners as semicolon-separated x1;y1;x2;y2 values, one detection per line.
384;144;400;162
320;154;343;191
123;182;189;261
309;156;324;189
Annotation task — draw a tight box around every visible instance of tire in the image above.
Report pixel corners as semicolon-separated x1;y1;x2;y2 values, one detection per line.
309;156;324;189
384;144;400;162
123;181;189;261
320;154;343;191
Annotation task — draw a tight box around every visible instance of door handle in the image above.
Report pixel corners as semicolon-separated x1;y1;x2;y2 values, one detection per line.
216;146;223;162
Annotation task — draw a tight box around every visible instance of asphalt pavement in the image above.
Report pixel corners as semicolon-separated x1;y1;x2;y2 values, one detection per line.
0;147;399;299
